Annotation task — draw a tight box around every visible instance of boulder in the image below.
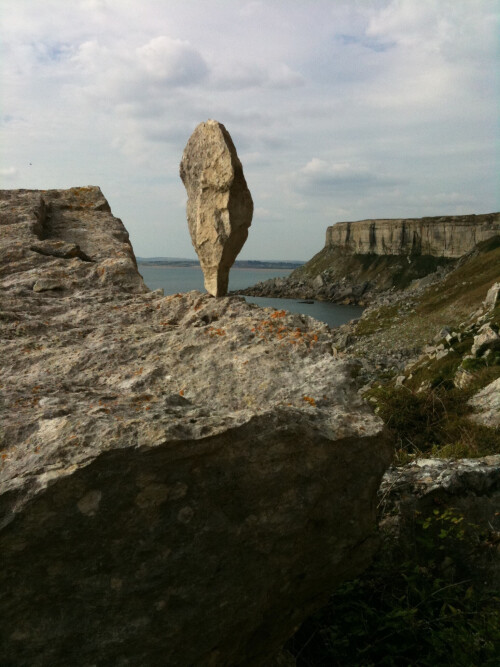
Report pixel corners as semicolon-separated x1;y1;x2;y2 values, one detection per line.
180;120;253;297
0;188;391;666
483;282;500;311
468;377;500;428
471;323;500;357
0;186;146;294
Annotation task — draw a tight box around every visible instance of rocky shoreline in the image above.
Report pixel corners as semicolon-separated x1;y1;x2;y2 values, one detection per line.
234;260;453;306
234;272;372;305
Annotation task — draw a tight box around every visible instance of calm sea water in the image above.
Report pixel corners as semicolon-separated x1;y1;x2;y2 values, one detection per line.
138;265;363;328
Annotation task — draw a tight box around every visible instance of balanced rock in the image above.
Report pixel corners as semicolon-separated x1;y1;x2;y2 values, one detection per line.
0;188;391;666
180;119;253;296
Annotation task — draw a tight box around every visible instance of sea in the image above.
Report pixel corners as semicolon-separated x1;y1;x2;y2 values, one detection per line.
138;264;363;329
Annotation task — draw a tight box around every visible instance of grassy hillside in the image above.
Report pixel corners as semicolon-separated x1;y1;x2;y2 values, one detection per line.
351;236;500;462
291;245;455;291
287;239;500;666
353;237;500;353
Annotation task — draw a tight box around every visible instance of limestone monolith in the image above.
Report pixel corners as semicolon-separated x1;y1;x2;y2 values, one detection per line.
180;119;253;296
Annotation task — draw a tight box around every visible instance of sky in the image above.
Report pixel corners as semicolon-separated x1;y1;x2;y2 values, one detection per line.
1;0;498;261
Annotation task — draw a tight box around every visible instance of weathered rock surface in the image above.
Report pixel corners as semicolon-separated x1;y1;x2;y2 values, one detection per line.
326;213;500;258
469;378;500;428
0;186;147;294
470;322;500;357
180;119;253;297
0;188;391;666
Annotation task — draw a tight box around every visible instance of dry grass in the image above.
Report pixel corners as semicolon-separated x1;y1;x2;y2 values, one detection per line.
351;237;500;357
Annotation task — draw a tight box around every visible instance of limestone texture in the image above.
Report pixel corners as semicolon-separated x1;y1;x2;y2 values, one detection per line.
326;213;499;258
469;378;500;428
0;186;146;295
180;119;253;297
0;188;391;666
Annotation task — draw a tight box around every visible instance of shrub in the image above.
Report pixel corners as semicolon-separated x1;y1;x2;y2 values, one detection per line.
368;383;499;460
287;508;500;666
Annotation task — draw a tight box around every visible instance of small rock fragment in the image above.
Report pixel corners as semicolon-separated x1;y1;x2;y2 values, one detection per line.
471;324;499;357
483;282;500;311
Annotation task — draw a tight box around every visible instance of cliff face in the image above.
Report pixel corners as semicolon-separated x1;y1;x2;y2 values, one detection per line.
326;213;500;258
0;187;391;666
238;213;500;305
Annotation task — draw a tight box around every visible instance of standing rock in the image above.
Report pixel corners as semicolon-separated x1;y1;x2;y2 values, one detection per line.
180;119;253;296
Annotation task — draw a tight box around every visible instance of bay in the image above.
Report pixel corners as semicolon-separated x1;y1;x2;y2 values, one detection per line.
138;264;363;328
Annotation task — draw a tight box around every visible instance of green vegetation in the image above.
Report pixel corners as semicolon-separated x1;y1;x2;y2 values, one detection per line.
286;237;500;665
292;246;454;292
417;237;500;321
368;382;499;462
356;304;399;336
350;237;500;355
287;506;500;666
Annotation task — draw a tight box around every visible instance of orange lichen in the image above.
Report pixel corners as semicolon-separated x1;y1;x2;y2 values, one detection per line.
249;316;321;349
303;395;316;407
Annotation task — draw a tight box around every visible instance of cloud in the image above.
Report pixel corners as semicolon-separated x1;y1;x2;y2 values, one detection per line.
136;36;208;86
72;35;209;102
337;33;395;53
0;0;497;260
0;167;19;179
362;0;498;111
294;158;404;195
209;61;304;91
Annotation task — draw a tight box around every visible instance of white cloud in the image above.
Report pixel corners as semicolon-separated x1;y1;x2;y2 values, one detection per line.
0;167;19;179
72;35;208;103
136;36;208;86
205;60;304;91
294;158;404;194
0;0;497;260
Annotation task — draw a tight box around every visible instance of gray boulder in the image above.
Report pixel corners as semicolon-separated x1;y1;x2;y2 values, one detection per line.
469;377;500;428
471;323;499;357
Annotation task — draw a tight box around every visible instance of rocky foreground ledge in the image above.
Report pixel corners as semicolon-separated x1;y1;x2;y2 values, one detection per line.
0;187;391;666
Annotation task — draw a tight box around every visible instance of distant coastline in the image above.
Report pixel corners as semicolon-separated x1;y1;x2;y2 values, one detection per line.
136;258;305;270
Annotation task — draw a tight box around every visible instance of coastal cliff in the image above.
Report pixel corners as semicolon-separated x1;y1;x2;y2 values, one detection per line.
238;212;500;304
326;213;500;258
